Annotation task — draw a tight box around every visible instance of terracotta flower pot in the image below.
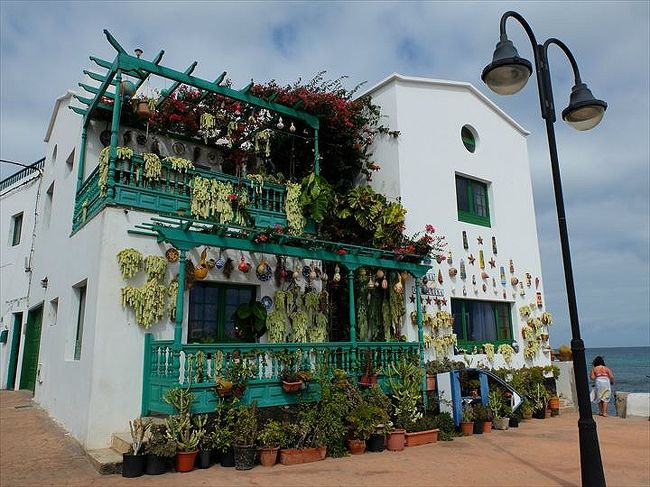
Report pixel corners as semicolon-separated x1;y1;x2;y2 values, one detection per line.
548;396;560;416
347;439;366;455
386;429;406;451
359;374;377;387
460;421;474;436
279;446;326;466
282;380;303;393
175;450;198;473
405;428;439;446
259;447;280;467
426;374;437;391
482;421;493;433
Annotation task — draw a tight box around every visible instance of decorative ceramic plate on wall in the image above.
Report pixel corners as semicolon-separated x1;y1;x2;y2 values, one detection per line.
261;296;273;310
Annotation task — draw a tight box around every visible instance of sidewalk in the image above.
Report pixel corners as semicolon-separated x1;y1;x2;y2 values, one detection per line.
1;390;648;487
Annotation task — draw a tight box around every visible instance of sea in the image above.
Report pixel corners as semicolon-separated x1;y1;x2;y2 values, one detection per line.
584;346;650;415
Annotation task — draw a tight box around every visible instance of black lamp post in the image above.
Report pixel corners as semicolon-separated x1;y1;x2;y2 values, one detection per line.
482;11;607;487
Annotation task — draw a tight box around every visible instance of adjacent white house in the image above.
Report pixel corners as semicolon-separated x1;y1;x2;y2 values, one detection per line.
0;53;551;451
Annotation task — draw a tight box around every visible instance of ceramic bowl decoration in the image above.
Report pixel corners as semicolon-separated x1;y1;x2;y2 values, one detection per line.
302;265;311;279
449;267;458;278
172;141;186;155
207;259;216;269
261;296;273;310
165;247;180;263
215;257;225;269
256;263;272;282
511;277;519;286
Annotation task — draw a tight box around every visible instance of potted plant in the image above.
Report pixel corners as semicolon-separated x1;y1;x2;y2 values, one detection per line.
144;424;176;475
234;300;267;342
386;358;423;451
548;394;560;416
212;400;236;467
521;401;534;420
163;387;194;416
193;414;212;469
472;403;486;435
460;404;474;436
166;414;200;473
489;390;510;430
279;406;327;465
257;420;287;467
346;403;381;454
122;417;152;478
359;349;380;386
530;383;548;419
131;94;157;119
405;415;440;447
363;385;392;452
483;403;494;433
232;402;258;470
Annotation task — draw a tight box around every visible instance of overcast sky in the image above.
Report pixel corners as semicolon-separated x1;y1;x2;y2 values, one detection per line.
1;1;648;348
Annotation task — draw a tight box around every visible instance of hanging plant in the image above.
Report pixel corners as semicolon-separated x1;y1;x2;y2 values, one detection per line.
285;182;305;235
540;311;553;325
308;312;328;343
117;248;143;279
290;310;308;343
164;156;194;172
121;279;167;329
497;344;515;366
246;174;264;196
524;340;540;360
144;255;168;282
142;152;161;180
484;343;495;361
190;176;211;219
98;146;134;196
266;309;287;343
167;279;179;320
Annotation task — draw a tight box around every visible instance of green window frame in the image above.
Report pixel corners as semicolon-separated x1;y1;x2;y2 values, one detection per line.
73;283;87;361
11;212;23;246
188;282;256;343
456;175;490;227
451;298;513;349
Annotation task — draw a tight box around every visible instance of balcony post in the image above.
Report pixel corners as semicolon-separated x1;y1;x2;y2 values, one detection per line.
76;127;88;193
173;249;187;375
106;70;123;203
347;267;358;370
414;275;428;407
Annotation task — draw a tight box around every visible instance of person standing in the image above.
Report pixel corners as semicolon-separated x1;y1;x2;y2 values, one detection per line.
590;356;615;416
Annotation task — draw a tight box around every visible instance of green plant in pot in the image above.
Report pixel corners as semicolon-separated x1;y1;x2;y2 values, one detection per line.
122;417;152;478
234;301;267;342
460;403;475;436
472;403;487;435
165;413;200;473
193;414;212;469
232;402;258;470
386;357;423;451
346;402;383;454
488;390;510;430
258;420;288;467
145;424;176;475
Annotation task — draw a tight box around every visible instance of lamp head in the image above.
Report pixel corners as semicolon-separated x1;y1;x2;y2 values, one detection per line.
482;38;532;95
561;82;607;130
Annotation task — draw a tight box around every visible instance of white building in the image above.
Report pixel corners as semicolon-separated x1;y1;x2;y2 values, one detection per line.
1;63;551;450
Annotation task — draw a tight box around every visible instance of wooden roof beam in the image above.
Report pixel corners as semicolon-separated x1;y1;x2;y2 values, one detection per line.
79;83;115;99
83;70;118;85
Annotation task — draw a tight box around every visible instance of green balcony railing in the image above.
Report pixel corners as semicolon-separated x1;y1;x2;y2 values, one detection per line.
73;154;297;233
142;336;420;415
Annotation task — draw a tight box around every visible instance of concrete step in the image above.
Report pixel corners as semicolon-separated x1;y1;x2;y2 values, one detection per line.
111;432;132;454
86;448;123;475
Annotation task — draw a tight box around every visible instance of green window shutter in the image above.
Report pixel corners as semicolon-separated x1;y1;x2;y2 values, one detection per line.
456;175;491;227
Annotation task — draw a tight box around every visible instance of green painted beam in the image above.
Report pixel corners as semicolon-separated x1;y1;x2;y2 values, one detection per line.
149;224;429;276
195;72;228;104
69;106;87;116
79;83;115;99
240;79;254;94
115;53;319;129
103;29;127;54
157;61;198;108
133;49;165;94
82;58;118;128
83;70;118;85
267;92;278;103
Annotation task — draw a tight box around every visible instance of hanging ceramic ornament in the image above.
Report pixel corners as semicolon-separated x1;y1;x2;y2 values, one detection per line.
437;270;443;284
462;231;469;250
447;251;453;265
394;273;403;294
381;277;388;289
333;265;341;282
463;285;467;296
488;257;496;268
535;277;540;289
500;266;506;285
376;269;384;279
525;273;532;287
309;262;317;281
472;275;476;285
238;255;251;273
481;271;489;280
536;292;543;307
449;267;458;278
492;236;498;255
276;117;284;130
482;283;487;292
289;122;296;133
460;259;467;280
503;291;507;299
367;275;375;290
479;250;485;269
321;268;328;282
492;277;497;288
519;282;526;297
509;259;515;274
477;236;483;245
511;276;519;286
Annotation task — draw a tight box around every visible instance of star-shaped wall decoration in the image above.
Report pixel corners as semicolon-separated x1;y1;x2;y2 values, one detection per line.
409;295;415;303
468;254;476;265
425;296;432;305
433;297;441;307
477;236;483;245
489;257;496;268
441;297;447;306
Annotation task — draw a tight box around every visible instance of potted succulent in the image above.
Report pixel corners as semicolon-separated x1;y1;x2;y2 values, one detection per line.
521;401;534;420
166;414;200;473
122;417;152;478
386;358;423;451
472;403;486;435
359;349;380;386
362;385;392;452
346;403;382;454
281;369;305;393
489;390;509;430
193;414;212;469
232;402;258;470
460;404;474;436
279;406;327;465
257;420;287;467
144;424;176;475
530;383;548;419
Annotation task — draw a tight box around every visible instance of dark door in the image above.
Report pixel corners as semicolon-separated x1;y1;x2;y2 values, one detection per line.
19;305;43;392
6;313;23;389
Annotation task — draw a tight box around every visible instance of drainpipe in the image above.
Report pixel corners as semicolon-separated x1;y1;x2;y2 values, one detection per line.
106;70;123;204
347;267;357;369
414;275;428;408
76;128;88;193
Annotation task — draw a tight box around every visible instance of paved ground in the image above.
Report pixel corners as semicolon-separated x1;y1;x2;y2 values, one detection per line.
1;390;648;487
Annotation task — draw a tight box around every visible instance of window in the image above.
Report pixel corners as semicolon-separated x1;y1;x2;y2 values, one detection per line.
451;298;512;348
188;283;256;343
66;149;75;172
456;175;490;227
461;125;478;153
73;283;87;360
11;213;23;246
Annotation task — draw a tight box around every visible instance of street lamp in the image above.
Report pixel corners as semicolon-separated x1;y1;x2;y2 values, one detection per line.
482;11;607;487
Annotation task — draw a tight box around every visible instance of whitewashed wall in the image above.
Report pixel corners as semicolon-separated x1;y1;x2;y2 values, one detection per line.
366;75;551;370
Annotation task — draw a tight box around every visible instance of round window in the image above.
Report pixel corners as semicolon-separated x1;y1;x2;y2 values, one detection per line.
461;125;478;153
